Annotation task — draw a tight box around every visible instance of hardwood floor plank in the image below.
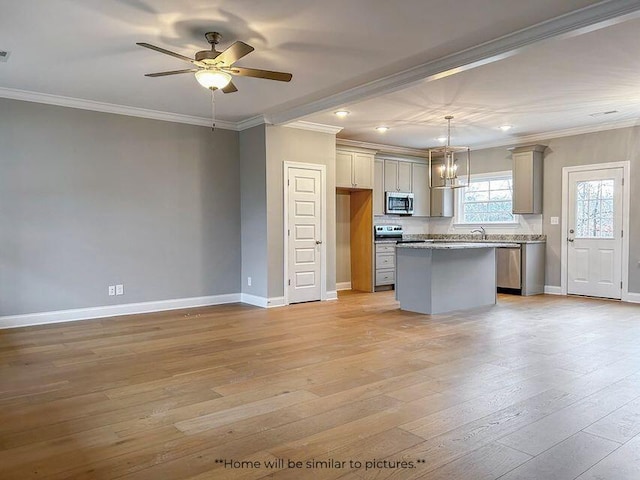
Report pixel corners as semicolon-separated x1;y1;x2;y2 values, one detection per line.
584;397;640;444
575;433;640;480
401;442;531;480
498;432;619;480
496;374;640;455
1;291;640;479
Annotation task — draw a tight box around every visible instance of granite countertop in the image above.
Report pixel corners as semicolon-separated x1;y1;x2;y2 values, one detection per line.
397;242;519;250
374;239;399;244
403;234;546;244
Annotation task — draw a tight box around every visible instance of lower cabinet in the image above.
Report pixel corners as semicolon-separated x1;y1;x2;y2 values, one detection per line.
375;243;396;287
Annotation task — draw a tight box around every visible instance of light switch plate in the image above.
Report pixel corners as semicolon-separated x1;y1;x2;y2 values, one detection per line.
116;284;124;296
550;217;559;225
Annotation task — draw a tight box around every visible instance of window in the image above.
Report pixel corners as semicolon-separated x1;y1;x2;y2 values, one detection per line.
457;173;515;224
575;179;614;238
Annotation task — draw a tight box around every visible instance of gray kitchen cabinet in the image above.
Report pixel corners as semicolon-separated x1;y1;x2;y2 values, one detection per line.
375;243;396;287
336;148;375;189
373;159;384;215
511;144;545;214
384;159;412;193
430;188;454;217
411;162;430;217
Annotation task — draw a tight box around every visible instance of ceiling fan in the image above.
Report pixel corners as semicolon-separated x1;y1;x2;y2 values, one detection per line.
137;32;292;93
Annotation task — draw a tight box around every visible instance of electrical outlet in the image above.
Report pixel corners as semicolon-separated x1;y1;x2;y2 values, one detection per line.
116;284;124;296
247;276;252;286
108;285;116;296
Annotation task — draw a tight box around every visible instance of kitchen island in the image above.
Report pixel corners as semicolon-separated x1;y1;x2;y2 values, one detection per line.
395;242;515;314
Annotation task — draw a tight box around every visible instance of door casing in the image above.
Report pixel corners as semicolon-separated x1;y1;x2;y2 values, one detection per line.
560;161;630;300
283;161;327;306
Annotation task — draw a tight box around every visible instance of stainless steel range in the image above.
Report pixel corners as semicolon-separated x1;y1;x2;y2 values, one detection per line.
374;224;403;241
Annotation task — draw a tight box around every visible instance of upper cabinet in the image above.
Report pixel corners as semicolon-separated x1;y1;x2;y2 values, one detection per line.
411;163;430;217
336;148;375;189
511;144;545;214
373;159;385;215
384;159;412;192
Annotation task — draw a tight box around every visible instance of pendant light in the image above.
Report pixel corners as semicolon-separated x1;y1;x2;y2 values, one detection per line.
428;116;470;189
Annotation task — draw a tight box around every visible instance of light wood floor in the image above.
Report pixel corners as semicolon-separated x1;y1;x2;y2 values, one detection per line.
2;292;640;479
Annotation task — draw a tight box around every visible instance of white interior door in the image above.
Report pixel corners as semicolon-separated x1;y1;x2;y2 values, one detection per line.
287;166;323;304
567;167;623;299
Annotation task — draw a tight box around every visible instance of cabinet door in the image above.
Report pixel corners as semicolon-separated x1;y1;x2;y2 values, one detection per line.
373;159;384;215
431;188;454;217
353;153;373;189
336;150;354;188
411;163;430;216
397;162;412;192
384;159;398;192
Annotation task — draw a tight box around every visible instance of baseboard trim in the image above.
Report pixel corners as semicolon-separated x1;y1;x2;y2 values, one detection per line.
240;293;268;308
0;293;241;330
266;297;286;308
326;291;338;301
544;285;563;295
624;292;640;304
336;282;352;291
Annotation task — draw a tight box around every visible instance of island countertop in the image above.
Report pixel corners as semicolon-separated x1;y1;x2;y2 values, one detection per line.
396;242;518;250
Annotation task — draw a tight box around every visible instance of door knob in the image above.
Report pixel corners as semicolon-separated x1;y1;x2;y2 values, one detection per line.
316;240;322;244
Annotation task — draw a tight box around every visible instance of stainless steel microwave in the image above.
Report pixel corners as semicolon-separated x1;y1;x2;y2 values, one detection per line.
385;192;414;215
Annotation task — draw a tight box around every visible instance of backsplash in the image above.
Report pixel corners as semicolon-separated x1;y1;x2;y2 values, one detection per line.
373;215;430;234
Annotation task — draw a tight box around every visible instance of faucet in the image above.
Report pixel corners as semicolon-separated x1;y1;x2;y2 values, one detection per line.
470;226;486;240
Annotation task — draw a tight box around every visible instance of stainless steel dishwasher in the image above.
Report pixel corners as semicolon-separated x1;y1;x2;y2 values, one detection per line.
496;243;545;295
497;246;521;289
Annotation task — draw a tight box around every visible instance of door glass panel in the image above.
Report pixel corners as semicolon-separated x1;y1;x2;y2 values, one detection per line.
575;179;614;238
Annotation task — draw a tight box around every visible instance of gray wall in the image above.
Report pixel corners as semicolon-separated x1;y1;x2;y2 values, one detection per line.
0;98;241;316
468;126;640;292
265;125;337;298
239;125;268;298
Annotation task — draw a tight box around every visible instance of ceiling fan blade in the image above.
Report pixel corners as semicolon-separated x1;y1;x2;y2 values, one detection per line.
221;81;238;94
145;69;198;77
214;41;254;66
227;66;292;82
136;42;202;66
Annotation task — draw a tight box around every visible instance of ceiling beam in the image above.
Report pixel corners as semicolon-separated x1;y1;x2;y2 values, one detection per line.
269;0;640;125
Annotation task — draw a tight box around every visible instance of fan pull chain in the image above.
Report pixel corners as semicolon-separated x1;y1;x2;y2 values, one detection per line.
211;88;216;132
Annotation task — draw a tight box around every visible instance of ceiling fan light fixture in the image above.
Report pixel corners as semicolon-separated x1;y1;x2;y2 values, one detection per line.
195;69;232;90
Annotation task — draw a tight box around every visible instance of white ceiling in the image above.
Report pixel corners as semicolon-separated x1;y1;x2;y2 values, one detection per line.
305;15;640;148
1;0;639;147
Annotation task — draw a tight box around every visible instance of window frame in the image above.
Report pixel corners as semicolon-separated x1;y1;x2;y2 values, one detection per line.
453;170;521;227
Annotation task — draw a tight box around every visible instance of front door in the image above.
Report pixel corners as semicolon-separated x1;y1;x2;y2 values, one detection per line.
286;166;323;304
567;167;623;299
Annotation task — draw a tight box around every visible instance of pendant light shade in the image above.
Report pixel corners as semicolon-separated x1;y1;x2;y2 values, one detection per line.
195;69;232;90
428;116;471;190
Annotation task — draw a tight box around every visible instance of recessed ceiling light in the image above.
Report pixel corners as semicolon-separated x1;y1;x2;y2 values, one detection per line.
334;110;350;118
499;125;512;132
437;136;447;143
376;126;389;133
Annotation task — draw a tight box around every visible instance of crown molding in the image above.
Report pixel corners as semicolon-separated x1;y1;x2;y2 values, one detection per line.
268;0;640;125
284;121;343;134
0;86;239;130
472;118;640;151
236;114;267;131
337;138;429;158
